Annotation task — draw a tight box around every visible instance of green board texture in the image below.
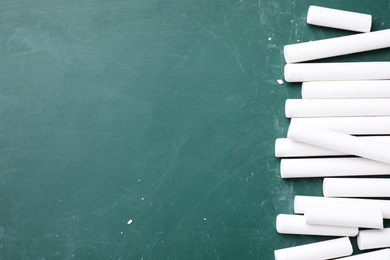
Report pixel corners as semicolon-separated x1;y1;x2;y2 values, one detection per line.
1;0;390;259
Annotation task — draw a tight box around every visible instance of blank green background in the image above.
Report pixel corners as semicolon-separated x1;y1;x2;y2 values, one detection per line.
1;0;390;259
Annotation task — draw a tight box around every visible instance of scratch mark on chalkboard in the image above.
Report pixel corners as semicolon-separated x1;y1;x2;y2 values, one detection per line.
218;217;228;235
206;234;221;260
273;117;285;136
260;199;269;207
258;0;266;25
7;28;60;58
200;25;244;72
240;28;248;41
172;39;202;71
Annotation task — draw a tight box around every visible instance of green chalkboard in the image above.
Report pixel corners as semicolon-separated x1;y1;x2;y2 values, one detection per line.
1;0;390;259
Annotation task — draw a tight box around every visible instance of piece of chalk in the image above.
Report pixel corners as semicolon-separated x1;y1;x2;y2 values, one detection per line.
285;98;390;118
284;62;390;82
287;122;390;165
305;206;383;229
276;214;358;237
275;136;390;157
336;249;390;260
281;157;390;178
357;227;390;250
324;178;390;198
302;80;390;99
307;6;372;33
294;195;390;219
292;117;390;135
275;138;347;157
284;28;390;64
274;237;352;260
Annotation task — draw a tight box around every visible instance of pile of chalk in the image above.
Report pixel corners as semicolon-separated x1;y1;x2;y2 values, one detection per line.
274;6;390;260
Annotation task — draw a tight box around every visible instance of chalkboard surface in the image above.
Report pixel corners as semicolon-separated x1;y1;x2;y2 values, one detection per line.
1;0;390;259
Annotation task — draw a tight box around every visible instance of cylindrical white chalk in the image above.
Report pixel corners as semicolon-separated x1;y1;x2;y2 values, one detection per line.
294;196;390;219
274;237;352;260
285;98;390;118
284;29;390;64
276;214;358;237
275;136;390;157
275;138;348;157
357;228;390;250
302;80;390;99
307;6;372;32
292;117;390;135
281;157;390;178
324;178;390;198
305;206;383;229
287;122;390;164
336;249;390;260
284;62;390;82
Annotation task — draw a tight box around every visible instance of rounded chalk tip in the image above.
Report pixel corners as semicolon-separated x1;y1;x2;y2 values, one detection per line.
280;159;286;178
284;99;291;118
283;46;292;64
275;214;282;233
293;196;300;214
274;251;280;260
301;82;308;98
365;15;372;33
346;238;354;255
283;64;294;82
306;5;314;24
356;232;365;250
322;178;329;197
275;138;281;157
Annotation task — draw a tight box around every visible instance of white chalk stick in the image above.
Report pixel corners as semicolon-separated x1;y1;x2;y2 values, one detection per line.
281;157;390;178
284;62;390;82
292;117;390;135
275;136;390;157
285;98;390;118
305;206;383;229
275;138;348;157
302;80;390;99
307;6;371;32
276;214;358;237
357;228;390;250
336;249;390;260
324;178;390;198
294;196;390;219
287;122;390;164
284;28;390;64
274;237;352;260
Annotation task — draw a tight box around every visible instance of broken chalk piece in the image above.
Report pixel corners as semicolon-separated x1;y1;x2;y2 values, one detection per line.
357;228;390;250
274;237;353;260
336;249;390;260
324;178;390;198
275;136;390;158
127;219;133;225
301;80;390;99
291;116;390;135
294;196;390;219
284;29;390;64
276;214;358;237
305;206;383;229
307;6;371;33
284;62;390;82
287;122;390;165
285;98;390;118
281;157;390;178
